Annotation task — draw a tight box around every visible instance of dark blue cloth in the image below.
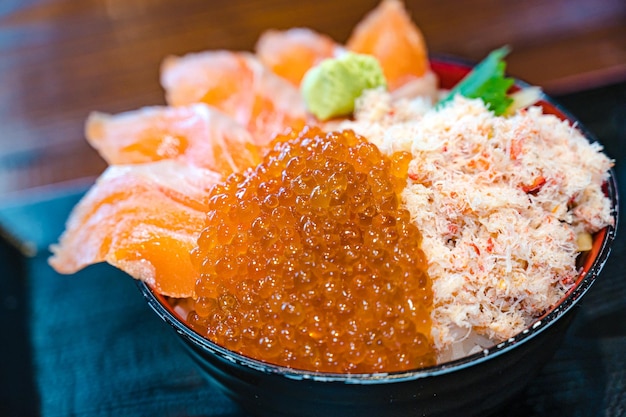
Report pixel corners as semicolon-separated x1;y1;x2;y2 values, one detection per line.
29;259;246;417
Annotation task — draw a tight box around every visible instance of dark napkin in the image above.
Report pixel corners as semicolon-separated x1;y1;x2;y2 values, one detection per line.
28;256;246;417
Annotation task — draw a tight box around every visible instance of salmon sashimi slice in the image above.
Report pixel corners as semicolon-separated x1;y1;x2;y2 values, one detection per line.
255;28;340;87
86;103;260;175
49;160;222;298
160;51;308;147
347;0;430;91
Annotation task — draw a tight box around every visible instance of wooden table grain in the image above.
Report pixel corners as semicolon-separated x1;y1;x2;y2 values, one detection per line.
1;0;625;195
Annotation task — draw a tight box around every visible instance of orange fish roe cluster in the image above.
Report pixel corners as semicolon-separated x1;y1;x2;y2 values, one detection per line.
189;126;436;373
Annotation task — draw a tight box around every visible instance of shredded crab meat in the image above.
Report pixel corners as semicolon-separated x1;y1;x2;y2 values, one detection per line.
341;92;614;351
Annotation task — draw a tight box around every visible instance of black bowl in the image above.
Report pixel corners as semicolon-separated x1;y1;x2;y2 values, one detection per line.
137;57;619;417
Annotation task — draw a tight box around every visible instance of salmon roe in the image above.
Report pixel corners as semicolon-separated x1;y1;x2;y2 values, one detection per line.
189;126;436;373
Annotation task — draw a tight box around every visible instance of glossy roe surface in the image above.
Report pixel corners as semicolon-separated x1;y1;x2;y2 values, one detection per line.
189;127;435;373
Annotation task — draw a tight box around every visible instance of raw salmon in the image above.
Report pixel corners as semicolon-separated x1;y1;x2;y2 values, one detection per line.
49;160;221;297
255;28;340;86
347;0;430;91
160;51;308;147
86;103;260;174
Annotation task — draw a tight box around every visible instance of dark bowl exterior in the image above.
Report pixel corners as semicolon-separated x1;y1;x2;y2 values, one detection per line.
139;281;580;417
136;57;619;417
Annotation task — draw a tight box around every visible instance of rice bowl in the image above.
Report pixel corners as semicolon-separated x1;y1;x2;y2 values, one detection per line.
135;56;618;416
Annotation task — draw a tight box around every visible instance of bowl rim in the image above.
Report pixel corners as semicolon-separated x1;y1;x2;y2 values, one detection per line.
137;55;619;384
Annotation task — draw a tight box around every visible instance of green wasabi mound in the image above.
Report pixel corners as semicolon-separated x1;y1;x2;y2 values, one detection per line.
301;52;387;120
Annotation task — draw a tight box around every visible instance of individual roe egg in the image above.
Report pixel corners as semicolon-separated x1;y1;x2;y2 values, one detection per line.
189;126;436;373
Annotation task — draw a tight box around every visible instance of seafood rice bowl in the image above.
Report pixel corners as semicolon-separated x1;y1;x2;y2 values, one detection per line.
49;0;618;415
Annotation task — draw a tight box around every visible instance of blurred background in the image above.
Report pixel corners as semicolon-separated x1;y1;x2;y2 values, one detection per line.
0;0;624;195
0;1;624;416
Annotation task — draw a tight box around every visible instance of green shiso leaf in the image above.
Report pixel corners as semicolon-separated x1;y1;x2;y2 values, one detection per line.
437;46;515;115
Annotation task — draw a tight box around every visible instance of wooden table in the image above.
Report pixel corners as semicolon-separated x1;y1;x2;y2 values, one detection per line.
1;0;625;195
